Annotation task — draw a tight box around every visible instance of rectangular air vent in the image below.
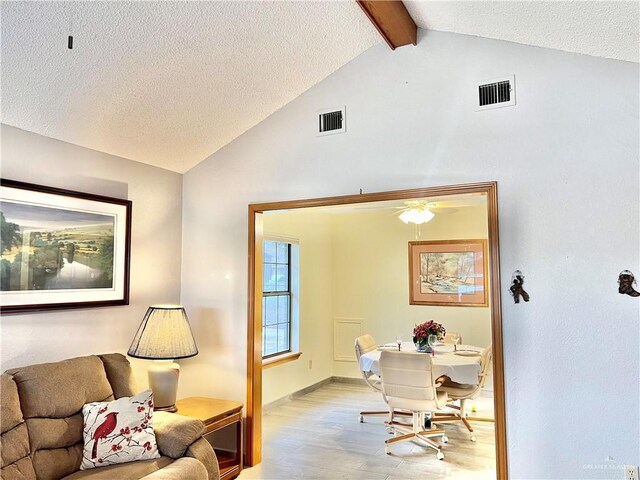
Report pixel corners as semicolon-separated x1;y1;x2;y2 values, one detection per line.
476;76;515;111
317;106;346;136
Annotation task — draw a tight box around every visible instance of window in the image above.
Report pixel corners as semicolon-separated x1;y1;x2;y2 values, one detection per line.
262;240;295;358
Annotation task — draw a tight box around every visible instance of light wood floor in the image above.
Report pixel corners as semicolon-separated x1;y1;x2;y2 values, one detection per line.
238;381;496;480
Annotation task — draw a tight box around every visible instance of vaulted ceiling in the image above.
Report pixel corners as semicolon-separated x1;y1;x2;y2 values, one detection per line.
406;1;639;64
2;1;638;173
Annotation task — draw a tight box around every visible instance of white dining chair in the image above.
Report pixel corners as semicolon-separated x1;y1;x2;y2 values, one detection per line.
379;350;448;459
434;344;493;441
354;334;390;423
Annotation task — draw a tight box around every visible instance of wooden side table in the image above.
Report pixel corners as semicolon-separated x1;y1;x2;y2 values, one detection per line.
176;397;243;480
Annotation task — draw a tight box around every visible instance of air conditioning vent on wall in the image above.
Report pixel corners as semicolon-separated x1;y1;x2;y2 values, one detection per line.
476;76;515;111
317;106;346;136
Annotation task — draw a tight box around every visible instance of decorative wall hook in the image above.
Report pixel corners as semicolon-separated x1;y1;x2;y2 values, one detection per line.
618;270;640;297
509;270;529;304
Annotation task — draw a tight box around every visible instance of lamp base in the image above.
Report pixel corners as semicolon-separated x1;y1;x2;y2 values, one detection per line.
148;361;180;412
154;404;178;413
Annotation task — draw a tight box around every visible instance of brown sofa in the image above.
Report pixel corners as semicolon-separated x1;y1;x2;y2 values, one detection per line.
1;354;220;480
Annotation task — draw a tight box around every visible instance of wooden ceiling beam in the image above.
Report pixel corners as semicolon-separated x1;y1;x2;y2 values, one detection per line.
356;0;417;50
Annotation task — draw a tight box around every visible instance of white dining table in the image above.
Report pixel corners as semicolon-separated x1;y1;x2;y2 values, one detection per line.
359;342;483;385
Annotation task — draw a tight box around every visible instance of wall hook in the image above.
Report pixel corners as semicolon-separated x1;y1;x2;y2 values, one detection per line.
618;270;640;297
509;270;529;304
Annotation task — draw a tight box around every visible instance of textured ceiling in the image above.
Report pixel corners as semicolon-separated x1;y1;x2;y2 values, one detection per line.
1;1;381;173
2;1;638;173
405;1;639;64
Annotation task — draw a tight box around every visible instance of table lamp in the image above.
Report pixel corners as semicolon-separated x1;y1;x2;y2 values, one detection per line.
128;304;198;412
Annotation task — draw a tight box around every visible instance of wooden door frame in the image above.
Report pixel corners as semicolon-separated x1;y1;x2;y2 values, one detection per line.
246;182;508;478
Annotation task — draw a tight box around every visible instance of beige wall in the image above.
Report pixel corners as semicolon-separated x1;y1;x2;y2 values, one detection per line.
261;210;333;405
260;203;489;401
331;205;490;378
0;125;183;391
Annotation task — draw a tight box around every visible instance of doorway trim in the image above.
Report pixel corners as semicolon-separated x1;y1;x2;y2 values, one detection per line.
246;182;507;478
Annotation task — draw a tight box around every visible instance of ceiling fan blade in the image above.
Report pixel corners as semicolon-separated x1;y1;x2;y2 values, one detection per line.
429;207;458;214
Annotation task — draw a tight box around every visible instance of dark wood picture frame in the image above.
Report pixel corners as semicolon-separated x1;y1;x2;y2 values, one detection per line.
0;179;132;313
408;239;488;307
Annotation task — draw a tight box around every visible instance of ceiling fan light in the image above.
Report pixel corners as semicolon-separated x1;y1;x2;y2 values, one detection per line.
399;208;434;225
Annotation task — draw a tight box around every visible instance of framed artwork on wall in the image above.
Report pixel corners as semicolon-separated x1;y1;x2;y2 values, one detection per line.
0;179;132;313
408;239;488;307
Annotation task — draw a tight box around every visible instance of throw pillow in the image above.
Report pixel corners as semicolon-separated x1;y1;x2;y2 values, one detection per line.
80;389;160;470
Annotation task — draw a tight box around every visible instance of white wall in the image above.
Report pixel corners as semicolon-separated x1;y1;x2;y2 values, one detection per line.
331;205;491;378
182;30;639;478
261;210;333;405
0;125;183;389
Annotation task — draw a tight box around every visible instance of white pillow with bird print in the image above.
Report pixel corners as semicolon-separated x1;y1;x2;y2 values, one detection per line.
80;389;160;470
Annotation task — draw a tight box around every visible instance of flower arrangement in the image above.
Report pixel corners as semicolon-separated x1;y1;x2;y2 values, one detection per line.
412;320;446;348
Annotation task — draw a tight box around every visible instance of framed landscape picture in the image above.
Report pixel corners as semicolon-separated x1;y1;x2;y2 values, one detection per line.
0;179;131;313
408;239;488;307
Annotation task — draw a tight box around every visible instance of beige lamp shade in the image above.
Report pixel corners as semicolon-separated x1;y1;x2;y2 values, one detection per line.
128;305;198;360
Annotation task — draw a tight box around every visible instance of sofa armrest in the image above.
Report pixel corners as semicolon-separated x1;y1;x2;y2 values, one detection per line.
186;438;220;480
153;412;205;459
139;457;208;480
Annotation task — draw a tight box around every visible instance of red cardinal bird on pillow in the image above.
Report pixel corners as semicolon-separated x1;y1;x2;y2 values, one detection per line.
91;412;119;459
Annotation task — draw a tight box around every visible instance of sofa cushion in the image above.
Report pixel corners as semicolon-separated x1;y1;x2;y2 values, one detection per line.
99;354;139;399
7;356;114;419
26;415;84;451
6;355;115;480
139;457;207;480
63;456;173;480
1;423;30;468
31;444;83;480
0;456;37;480
80;389;160;470
1;374;23;433
0;374;35;480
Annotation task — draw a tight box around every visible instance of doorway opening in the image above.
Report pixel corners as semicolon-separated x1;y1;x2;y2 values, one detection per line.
246;182;507;478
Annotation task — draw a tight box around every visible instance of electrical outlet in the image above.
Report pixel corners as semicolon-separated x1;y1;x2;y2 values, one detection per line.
624;465;639;480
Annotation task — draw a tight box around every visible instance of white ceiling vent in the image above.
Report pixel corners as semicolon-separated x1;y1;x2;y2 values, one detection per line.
476;75;515;111
317;106;346;136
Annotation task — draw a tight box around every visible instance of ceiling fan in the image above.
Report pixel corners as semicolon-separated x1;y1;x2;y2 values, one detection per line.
396;200;458;225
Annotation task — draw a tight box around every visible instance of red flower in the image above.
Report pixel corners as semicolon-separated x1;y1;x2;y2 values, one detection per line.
137;406;145;413
97;459;103;464
124;427;130;434
112;445;119;451
412;320;446;342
